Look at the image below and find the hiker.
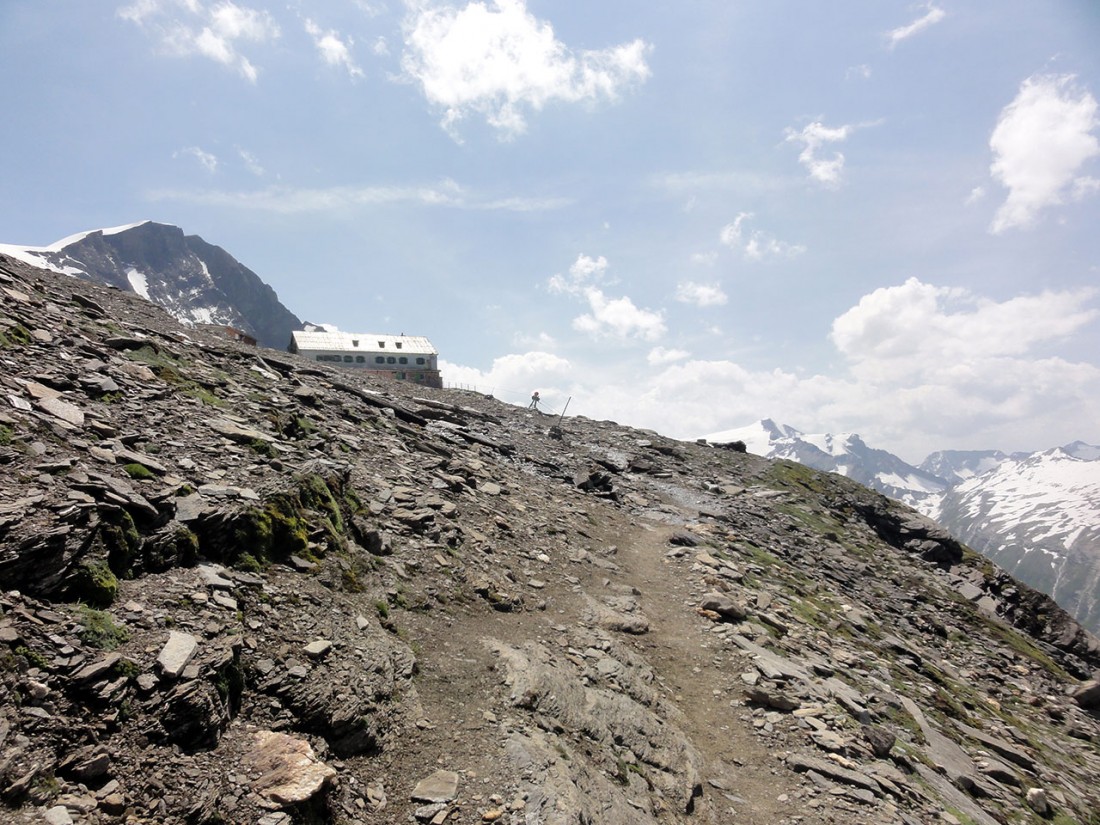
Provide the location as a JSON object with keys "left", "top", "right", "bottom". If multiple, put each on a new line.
{"left": 529, "top": 391, "right": 540, "bottom": 410}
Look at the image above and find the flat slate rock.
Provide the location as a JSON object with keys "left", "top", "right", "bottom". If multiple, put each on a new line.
{"left": 157, "top": 631, "right": 198, "bottom": 678}
{"left": 411, "top": 769, "right": 459, "bottom": 803}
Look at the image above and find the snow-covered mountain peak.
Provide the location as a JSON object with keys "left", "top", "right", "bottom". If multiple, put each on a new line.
{"left": 45, "top": 220, "right": 155, "bottom": 252}
{"left": 700, "top": 421, "right": 1100, "bottom": 633}
{"left": 0, "top": 221, "right": 301, "bottom": 348}
{"left": 701, "top": 420, "right": 948, "bottom": 509}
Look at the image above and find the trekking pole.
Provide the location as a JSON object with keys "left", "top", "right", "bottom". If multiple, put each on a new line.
{"left": 557, "top": 396, "right": 571, "bottom": 427}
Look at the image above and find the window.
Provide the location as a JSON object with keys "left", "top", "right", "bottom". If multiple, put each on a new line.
{"left": 398, "top": 372, "right": 406, "bottom": 379}
{"left": 315, "top": 355, "right": 324, "bottom": 361}
{"left": 352, "top": 339, "right": 359, "bottom": 347}
{"left": 395, "top": 342, "right": 402, "bottom": 349}
{"left": 355, "top": 356, "right": 365, "bottom": 363}
{"left": 386, "top": 356, "right": 396, "bottom": 364}
{"left": 375, "top": 356, "right": 385, "bottom": 364}
{"left": 378, "top": 341, "right": 385, "bottom": 348}
{"left": 398, "top": 356, "right": 408, "bottom": 364}
{"left": 415, "top": 357, "right": 426, "bottom": 365}
{"left": 341, "top": 355, "right": 351, "bottom": 362}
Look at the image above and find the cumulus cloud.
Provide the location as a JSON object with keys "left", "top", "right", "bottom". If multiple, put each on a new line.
{"left": 304, "top": 18, "right": 363, "bottom": 78}
{"left": 439, "top": 350, "right": 572, "bottom": 405}
{"left": 548, "top": 254, "right": 665, "bottom": 342}
{"left": 815, "top": 278, "right": 1100, "bottom": 452}
{"left": 118, "top": 0, "right": 280, "bottom": 82}
{"left": 675, "top": 281, "right": 727, "bottom": 307}
{"left": 647, "top": 346, "right": 690, "bottom": 366}
{"left": 547, "top": 253, "right": 608, "bottom": 294}
{"left": 989, "top": 74, "right": 1100, "bottom": 233}
{"left": 785, "top": 121, "right": 855, "bottom": 186}
{"left": 449, "top": 278, "right": 1099, "bottom": 459}
{"left": 886, "top": 3, "right": 946, "bottom": 48}
{"left": 719, "top": 213, "right": 805, "bottom": 260}
{"left": 118, "top": 0, "right": 162, "bottom": 24}
{"left": 830, "top": 277, "right": 1098, "bottom": 373}
{"left": 176, "top": 145, "right": 219, "bottom": 172}
{"left": 573, "top": 290, "right": 666, "bottom": 342}
{"left": 400, "top": 0, "right": 651, "bottom": 139}
{"left": 719, "top": 212, "right": 752, "bottom": 247}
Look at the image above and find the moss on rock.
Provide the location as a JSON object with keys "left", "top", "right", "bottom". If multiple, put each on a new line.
{"left": 71, "top": 559, "right": 118, "bottom": 607}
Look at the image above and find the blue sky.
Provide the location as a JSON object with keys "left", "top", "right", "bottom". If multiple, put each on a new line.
{"left": 2, "top": 0, "right": 1099, "bottom": 461}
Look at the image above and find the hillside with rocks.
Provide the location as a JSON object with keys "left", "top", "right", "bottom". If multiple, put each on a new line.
{"left": 932, "top": 447, "right": 1100, "bottom": 637}
{"left": 1, "top": 251, "right": 1100, "bottom": 825}
{"left": 706, "top": 421, "right": 1100, "bottom": 638}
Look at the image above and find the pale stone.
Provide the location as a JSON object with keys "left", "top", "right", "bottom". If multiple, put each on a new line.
{"left": 248, "top": 731, "right": 335, "bottom": 806}
{"left": 157, "top": 631, "right": 198, "bottom": 678}
{"left": 411, "top": 769, "right": 459, "bottom": 803}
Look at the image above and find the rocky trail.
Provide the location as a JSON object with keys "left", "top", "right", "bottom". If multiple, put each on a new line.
{"left": 1, "top": 252, "right": 1099, "bottom": 825}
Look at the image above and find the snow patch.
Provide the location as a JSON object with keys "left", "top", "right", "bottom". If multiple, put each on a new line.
{"left": 45, "top": 220, "right": 153, "bottom": 251}
{"left": 126, "top": 268, "right": 150, "bottom": 300}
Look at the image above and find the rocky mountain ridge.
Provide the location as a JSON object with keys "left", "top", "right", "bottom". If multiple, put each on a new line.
{"left": 932, "top": 446, "right": 1100, "bottom": 635}
{"left": 0, "top": 221, "right": 303, "bottom": 349}
{"left": 705, "top": 420, "right": 1100, "bottom": 636}
{"left": 2, "top": 252, "right": 1100, "bottom": 825}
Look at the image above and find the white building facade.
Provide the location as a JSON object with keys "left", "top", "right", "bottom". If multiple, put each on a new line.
{"left": 288, "top": 330, "right": 442, "bottom": 388}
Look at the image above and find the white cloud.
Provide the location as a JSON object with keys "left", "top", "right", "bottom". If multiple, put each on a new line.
{"left": 120, "top": 0, "right": 280, "bottom": 82}
{"left": 512, "top": 330, "right": 557, "bottom": 349}
{"left": 118, "top": 0, "right": 161, "bottom": 24}
{"left": 450, "top": 278, "right": 1099, "bottom": 460}
{"left": 547, "top": 253, "right": 664, "bottom": 342}
{"left": 989, "top": 74, "right": 1100, "bottom": 233}
{"left": 569, "top": 253, "right": 609, "bottom": 281}
{"left": 830, "top": 277, "right": 1098, "bottom": 372}
{"left": 719, "top": 213, "right": 804, "bottom": 260}
{"left": 690, "top": 251, "right": 718, "bottom": 266}
{"left": 744, "top": 232, "right": 805, "bottom": 261}
{"left": 675, "top": 281, "right": 727, "bottom": 307}
{"left": 304, "top": 18, "right": 364, "bottom": 78}
{"left": 1073, "top": 176, "right": 1100, "bottom": 198}
{"left": 237, "top": 147, "right": 264, "bottom": 176}
{"left": 353, "top": 1, "right": 386, "bottom": 17}
{"left": 785, "top": 121, "right": 855, "bottom": 186}
{"left": 719, "top": 212, "right": 752, "bottom": 247}
{"left": 147, "top": 181, "right": 572, "bottom": 212}
{"left": 547, "top": 253, "right": 608, "bottom": 294}
{"left": 176, "top": 145, "right": 219, "bottom": 172}
{"left": 965, "top": 185, "right": 985, "bottom": 205}
{"left": 573, "top": 289, "right": 666, "bottom": 342}
{"left": 400, "top": 0, "right": 651, "bottom": 139}
{"left": 886, "top": 3, "right": 946, "bottom": 48}
{"left": 440, "top": 350, "right": 572, "bottom": 405}
{"left": 647, "top": 346, "right": 690, "bottom": 366}
{"left": 373, "top": 36, "right": 391, "bottom": 56}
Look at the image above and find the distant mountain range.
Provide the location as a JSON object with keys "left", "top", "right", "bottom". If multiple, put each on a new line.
{"left": 0, "top": 221, "right": 302, "bottom": 348}
{"left": 704, "top": 419, "right": 1100, "bottom": 634}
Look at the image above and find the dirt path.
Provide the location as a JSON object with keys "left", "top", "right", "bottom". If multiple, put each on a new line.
{"left": 616, "top": 517, "right": 814, "bottom": 825}
{"left": 378, "top": 502, "right": 827, "bottom": 824}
